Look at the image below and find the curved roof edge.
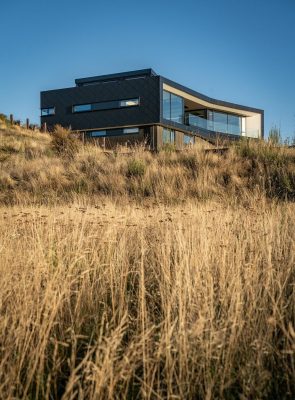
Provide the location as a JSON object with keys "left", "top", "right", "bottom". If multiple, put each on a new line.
{"left": 161, "top": 76, "right": 263, "bottom": 115}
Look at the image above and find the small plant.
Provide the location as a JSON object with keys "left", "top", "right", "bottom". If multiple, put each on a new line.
{"left": 126, "top": 158, "right": 146, "bottom": 177}
{"left": 51, "top": 125, "right": 80, "bottom": 157}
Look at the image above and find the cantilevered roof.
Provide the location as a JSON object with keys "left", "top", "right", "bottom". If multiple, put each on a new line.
{"left": 161, "top": 77, "right": 263, "bottom": 117}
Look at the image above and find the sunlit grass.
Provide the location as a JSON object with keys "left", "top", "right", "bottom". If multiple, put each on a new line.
{"left": 0, "top": 200, "right": 294, "bottom": 399}
{"left": 0, "top": 125, "right": 294, "bottom": 398}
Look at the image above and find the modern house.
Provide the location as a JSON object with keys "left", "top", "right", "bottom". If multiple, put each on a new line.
{"left": 40, "top": 68, "right": 264, "bottom": 150}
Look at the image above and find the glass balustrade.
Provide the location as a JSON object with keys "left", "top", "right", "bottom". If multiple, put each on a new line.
{"left": 185, "top": 113, "right": 259, "bottom": 137}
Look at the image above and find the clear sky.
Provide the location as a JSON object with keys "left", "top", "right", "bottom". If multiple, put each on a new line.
{"left": 0, "top": 0, "right": 295, "bottom": 139}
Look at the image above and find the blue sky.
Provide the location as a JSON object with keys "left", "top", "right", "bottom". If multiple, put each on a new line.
{"left": 0, "top": 0, "right": 295, "bottom": 139}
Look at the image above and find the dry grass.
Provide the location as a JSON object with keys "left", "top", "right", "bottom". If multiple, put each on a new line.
{"left": 0, "top": 200, "right": 294, "bottom": 399}
{"left": 0, "top": 126, "right": 295, "bottom": 398}
{"left": 0, "top": 125, "right": 295, "bottom": 205}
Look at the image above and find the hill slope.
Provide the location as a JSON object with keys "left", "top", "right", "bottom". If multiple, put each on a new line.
{"left": 0, "top": 123, "right": 295, "bottom": 205}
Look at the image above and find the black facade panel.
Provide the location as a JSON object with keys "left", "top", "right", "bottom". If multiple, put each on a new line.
{"left": 41, "top": 76, "right": 161, "bottom": 130}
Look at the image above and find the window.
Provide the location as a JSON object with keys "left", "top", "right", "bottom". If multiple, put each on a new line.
{"left": 171, "top": 94, "right": 184, "bottom": 123}
{"left": 120, "top": 99, "right": 139, "bottom": 107}
{"left": 207, "top": 110, "right": 242, "bottom": 135}
{"left": 184, "top": 134, "right": 194, "bottom": 145}
{"left": 162, "top": 90, "right": 184, "bottom": 124}
{"left": 89, "top": 130, "right": 106, "bottom": 137}
{"left": 123, "top": 127, "right": 139, "bottom": 134}
{"left": 163, "top": 128, "right": 175, "bottom": 144}
{"left": 88, "top": 127, "right": 139, "bottom": 138}
{"left": 73, "top": 104, "right": 91, "bottom": 113}
{"left": 72, "top": 98, "right": 140, "bottom": 113}
{"left": 228, "top": 114, "right": 241, "bottom": 135}
{"left": 41, "top": 107, "right": 55, "bottom": 116}
{"left": 213, "top": 112, "right": 228, "bottom": 134}
{"left": 163, "top": 90, "right": 171, "bottom": 120}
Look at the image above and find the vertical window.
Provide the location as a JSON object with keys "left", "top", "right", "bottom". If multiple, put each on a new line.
{"left": 207, "top": 110, "right": 214, "bottom": 131}
{"left": 163, "top": 128, "right": 175, "bottom": 144}
{"left": 213, "top": 112, "right": 228, "bottom": 133}
{"left": 162, "top": 90, "right": 184, "bottom": 124}
{"left": 163, "top": 90, "right": 171, "bottom": 120}
{"left": 170, "top": 94, "right": 184, "bottom": 123}
{"left": 228, "top": 114, "right": 241, "bottom": 135}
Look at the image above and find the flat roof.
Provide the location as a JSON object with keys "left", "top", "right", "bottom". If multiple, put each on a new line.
{"left": 75, "top": 68, "right": 157, "bottom": 86}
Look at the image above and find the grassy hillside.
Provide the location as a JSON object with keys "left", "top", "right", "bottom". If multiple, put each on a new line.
{"left": 0, "top": 123, "right": 295, "bottom": 399}
{"left": 0, "top": 123, "right": 295, "bottom": 204}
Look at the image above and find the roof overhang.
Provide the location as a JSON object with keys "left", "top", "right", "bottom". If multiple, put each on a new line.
{"left": 162, "top": 79, "right": 263, "bottom": 117}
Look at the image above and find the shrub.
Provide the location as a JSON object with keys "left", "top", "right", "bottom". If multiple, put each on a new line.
{"left": 126, "top": 158, "right": 146, "bottom": 177}
{"left": 51, "top": 125, "right": 80, "bottom": 157}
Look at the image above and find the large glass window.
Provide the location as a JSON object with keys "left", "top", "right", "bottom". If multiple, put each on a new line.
{"left": 162, "top": 90, "right": 184, "bottom": 124}
{"left": 171, "top": 94, "right": 183, "bottom": 123}
{"left": 162, "top": 128, "right": 175, "bottom": 144}
{"left": 73, "top": 98, "right": 140, "bottom": 113}
{"left": 191, "top": 110, "right": 242, "bottom": 135}
{"left": 228, "top": 114, "right": 241, "bottom": 135}
{"left": 213, "top": 112, "right": 228, "bottom": 134}
{"left": 41, "top": 107, "right": 55, "bottom": 116}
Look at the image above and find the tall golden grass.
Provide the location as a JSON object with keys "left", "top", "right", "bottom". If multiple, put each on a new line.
{"left": 0, "top": 124, "right": 295, "bottom": 398}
